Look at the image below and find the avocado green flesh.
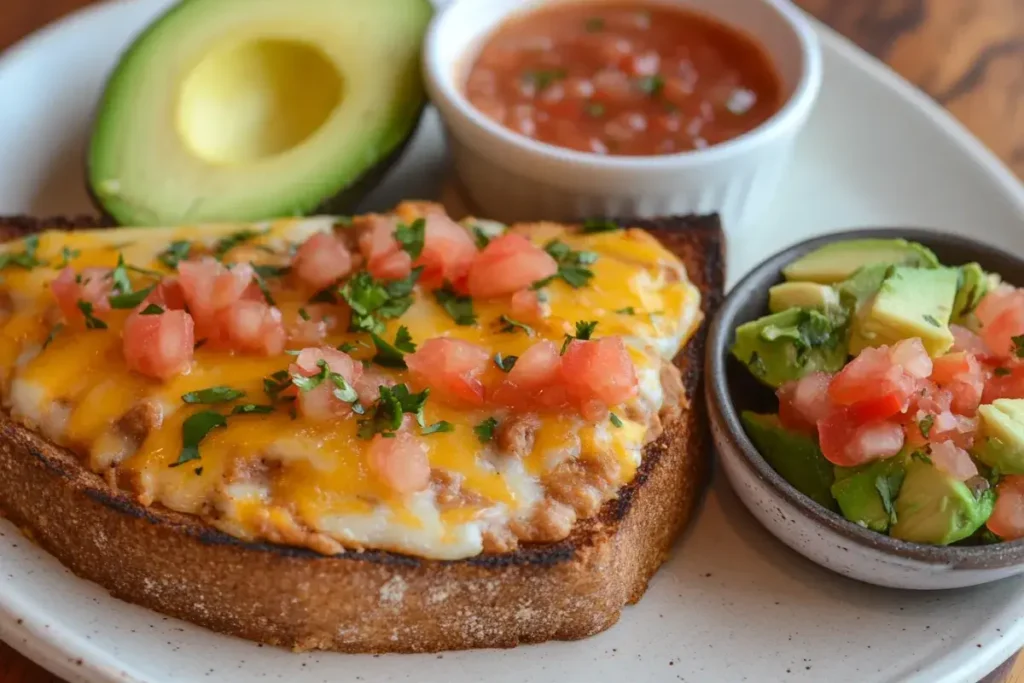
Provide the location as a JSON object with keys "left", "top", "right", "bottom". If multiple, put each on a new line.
{"left": 768, "top": 282, "right": 839, "bottom": 313}
{"left": 974, "top": 399, "right": 1024, "bottom": 474}
{"left": 849, "top": 266, "right": 958, "bottom": 356}
{"left": 890, "top": 459, "right": 994, "bottom": 545}
{"left": 731, "top": 307, "right": 848, "bottom": 388}
{"left": 952, "top": 263, "right": 989, "bottom": 324}
{"left": 741, "top": 412, "right": 837, "bottom": 510}
{"left": 831, "top": 455, "right": 907, "bottom": 532}
{"left": 88, "top": 0, "right": 433, "bottom": 225}
{"left": 782, "top": 239, "right": 939, "bottom": 284}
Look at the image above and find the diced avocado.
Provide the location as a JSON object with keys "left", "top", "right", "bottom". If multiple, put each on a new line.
{"left": 87, "top": 0, "right": 433, "bottom": 225}
{"left": 890, "top": 457, "right": 994, "bottom": 545}
{"left": 831, "top": 454, "right": 908, "bottom": 532}
{"left": 849, "top": 266, "right": 958, "bottom": 356}
{"left": 741, "top": 412, "right": 837, "bottom": 510}
{"left": 837, "top": 264, "right": 891, "bottom": 353}
{"left": 782, "top": 239, "right": 939, "bottom": 284}
{"left": 768, "top": 282, "right": 840, "bottom": 313}
{"left": 951, "top": 263, "right": 990, "bottom": 324}
{"left": 974, "top": 399, "right": 1024, "bottom": 475}
{"left": 731, "top": 308, "right": 848, "bottom": 388}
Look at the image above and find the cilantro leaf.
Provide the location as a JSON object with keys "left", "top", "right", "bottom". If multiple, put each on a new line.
{"left": 77, "top": 300, "right": 107, "bottom": 330}
{"left": 181, "top": 386, "right": 246, "bottom": 405}
{"left": 422, "top": 420, "right": 454, "bottom": 435}
{"left": 214, "top": 228, "right": 268, "bottom": 259}
{"left": 494, "top": 353, "right": 518, "bottom": 372}
{"left": 995, "top": 367, "right": 1012, "bottom": 377}
{"left": 584, "top": 102, "right": 606, "bottom": 118}
{"left": 231, "top": 404, "right": 275, "bottom": 415}
{"left": 56, "top": 246, "right": 80, "bottom": 268}
{"left": 922, "top": 314, "right": 941, "bottom": 328}
{"left": 522, "top": 68, "right": 566, "bottom": 90}
{"left": 616, "top": 306, "right": 636, "bottom": 315}
{"left": 252, "top": 264, "right": 290, "bottom": 279}
{"left": 874, "top": 470, "right": 905, "bottom": 526}
{"left": 42, "top": 323, "right": 64, "bottom": 350}
{"left": 171, "top": 411, "right": 227, "bottom": 467}
{"left": 562, "top": 320, "right": 598, "bottom": 353}
{"left": 1013, "top": 335, "right": 1024, "bottom": 359}
{"left": 499, "top": 315, "right": 534, "bottom": 336}
{"left": 0, "top": 235, "right": 47, "bottom": 271}
{"left": 395, "top": 218, "right": 426, "bottom": 259}
{"left": 581, "top": 218, "right": 620, "bottom": 233}
{"left": 584, "top": 16, "right": 604, "bottom": 32}
{"left": 472, "top": 226, "right": 492, "bottom": 249}
{"left": 263, "top": 370, "right": 292, "bottom": 401}
{"left": 108, "top": 285, "right": 155, "bottom": 309}
{"left": 542, "top": 239, "right": 597, "bottom": 289}
{"left": 636, "top": 74, "right": 664, "bottom": 96}
{"left": 341, "top": 269, "right": 421, "bottom": 333}
{"left": 371, "top": 326, "right": 417, "bottom": 368}
{"left": 474, "top": 417, "right": 499, "bottom": 443}
{"left": 918, "top": 414, "right": 935, "bottom": 438}
{"left": 298, "top": 307, "right": 311, "bottom": 321}
{"left": 610, "top": 413, "right": 623, "bottom": 428}
{"left": 140, "top": 303, "right": 164, "bottom": 316}
{"left": 251, "top": 269, "right": 276, "bottom": 306}
{"left": 157, "top": 241, "right": 191, "bottom": 269}
{"left": 435, "top": 282, "right": 477, "bottom": 326}
{"left": 110, "top": 254, "right": 133, "bottom": 295}
{"left": 356, "top": 384, "right": 429, "bottom": 439}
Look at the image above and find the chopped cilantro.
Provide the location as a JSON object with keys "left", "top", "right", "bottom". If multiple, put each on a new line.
{"left": 263, "top": 369, "right": 292, "bottom": 401}
{"left": 610, "top": 413, "right": 623, "bottom": 428}
{"left": 911, "top": 450, "right": 933, "bottom": 465}
{"left": 562, "top": 320, "right": 598, "bottom": 353}
{"left": 357, "top": 384, "right": 429, "bottom": 439}
{"left": 615, "top": 307, "right": 636, "bottom": 315}
{"left": 126, "top": 264, "right": 163, "bottom": 278}
{"left": 1013, "top": 335, "right": 1024, "bottom": 358}
{"left": 434, "top": 282, "right": 477, "bottom": 326}
{"left": 110, "top": 254, "right": 133, "bottom": 295}
{"left": 251, "top": 269, "right": 276, "bottom": 306}
{"left": 874, "top": 473, "right": 900, "bottom": 526}
{"left": 252, "top": 264, "right": 290, "bottom": 279}
{"left": 157, "top": 241, "right": 191, "bottom": 269}
{"left": 522, "top": 68, "right": 567, "bottom": 90}
{"left": 474, "top": 417, "right": 499, "bottom": 443}
{"left": 371, "top": 325, "right": 417, "bottom": 368}
{"left": 499, "top": 315, "right": 534, "bottom": 336}
{"left": 42, "top": 323, "right": 64, "bottom": 350}
{"left": 341, "top": 268, "right": 421, "bottom": 333}
{"left": 749, "top": 351, "right": 767, "bottom": 377}
{"left": 181, "top": 386, "right": 246, "bottom": 405}
{"left": 995, "top": 367, "right": 1012, "bottom": 377}
{"left": 194, "top": 467, "right": 204, "bottom": 476}
{"left": 584, "top": 102, "right": 606, "bottom": 118}
{"left": 922, "top": 314, "right": 941, "bottom": 327}
{"left": 297, "top": 307, "right": 311, "bottom": 321}
{"left": 422, "top": 420, "right": 454, "bottom": 435}
{"left": 918, "top": 414, "right": 935, "bottom": 438}
{"left": 584, "top": 16, "right": 604, "bottom": 31}
{"left": 494, "top": 353, "right": 518, "bottom": 372}
{"left": 193, "top": 339, "right": 207, "bottom": 350}
{"left": 542, "top": 239, "right": 597, "bottom": 288}
{"left": 108, "top": 284, "right": 155, "bottom": 309}
{"left": 214, "top": 228, "right": 268, "bottom": 259}
{"left": 334, "top": 216, "right": 353, "bottom": 228}
{"left": 309, "top": 287, "right": 338, "bottom": 304}
{"left": 395, "top": 218, "right": 426, "bottom": 259}
{"left": 581, "top": 218, "right": 620, "bottom": 233}
{"left": 76, "top": 300, "right": 107, "bottom": 330}
{"left": 171, "top": 410, "right": 228, "bottom": 467}
{"left": 0, "top": 235, "right": 46, "bottom": 271}
{"left": 56, "top": 246, "right": 80, "bottom": 268}
{"left": 231, "top": 404, "right": 274, "bottom": 415}
{"left": 472, "top": 226, "right": 492, "bottom": 249}
{"left": 636, "top": 74, "right": 664, "bottom": 96}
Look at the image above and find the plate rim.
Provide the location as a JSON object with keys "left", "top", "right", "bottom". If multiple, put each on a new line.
{"left": 0, "top": 3, "right": 1023, "bottom": 683}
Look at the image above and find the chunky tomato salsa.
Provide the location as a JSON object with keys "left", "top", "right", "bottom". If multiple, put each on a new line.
{"left": 465, "top": 2, "right": 782, "bottom": 156}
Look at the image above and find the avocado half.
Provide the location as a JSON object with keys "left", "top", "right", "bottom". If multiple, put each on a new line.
{"left": 87, "top": 0, "right": 433, "bottom": 226}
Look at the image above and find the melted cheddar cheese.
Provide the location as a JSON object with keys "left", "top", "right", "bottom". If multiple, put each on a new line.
{"left": 0, "top": 210, "right": 701, "bottom": 559}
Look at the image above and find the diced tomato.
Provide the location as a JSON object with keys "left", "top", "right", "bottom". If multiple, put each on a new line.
{"left": 975, "top": 285, "right": 1024, "bottom": 358}
{"left": 828, "top": 345, "right": 917, "bottom": 409}
{"left": 123, "top": 309, "right": 194, "bottom": 380}
{"left": 988, "top": 475, "right": 1024, "bottom": 540}
{"left": 927, "top": 411, "right": 978, "bottom": 449}
{"left": 405, "top": 338, "right": 491, "bottom": 406}
{"left": 490, "top": 339, "right": 561, "bottom": 409}
{"left": 510, "top": 288, "right": 547, "bottom": 323}
{"left": 559, "top": 337, "right": 638, "bottom": 410}
{"left": 930, "top": 352, "right": 984, "bottom": 415}
{"left": 414, "top": 213, "right": 479, "bottom": 290}
{"left": 928, "top": 441, "right": 979, "bottom": 481}
{"left": 950, "top": 324, "right": 991, "bottom": 356}
{"left": 366, "top": 432, "right": 431, "bottom": 494}
{"left": 368, "top": 249, "right": 413, "bottom": 281}
{"left": 817, "top": 408, "right": 904, "bottom": 467}
{"left": 222, "top": 300, "right": 286, "bottom": 356}
{"left": 353, "top": 366, "right": 394, "bottom": 405}
{"left": 357, "top": 215, "right": 399, "bottom": 264}
{"left": 465, "top": 234, "right": 558, "bottom": 299}
{"left": 847, "top": 393, "right": 905, "bottom": 423}
{"left": 983, "top": 363, "right": 1024, "bottom": 402}
{"left": 290, "top": 347, "right": 364, "bottom": 420}
{"left": 178, "top": 258, "right": 253, "bottom": 323}
{"left": 292, "top": 232, "right": 354, "bottom": 291}
{"left": 889, "top": 338, "right": 933, "bottom": 379}
{"left": 777, "top": 372, "right": 832, "bottom": 434}
{"left": 50, "top": 267, "right": 113, "bottom": 323}
{"left": 147, "top": 277, "right": 187, "bottom": 311}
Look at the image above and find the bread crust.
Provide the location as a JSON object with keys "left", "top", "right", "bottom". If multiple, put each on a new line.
{"left": 0, "top": 214, "right": 723, "bottom": 653}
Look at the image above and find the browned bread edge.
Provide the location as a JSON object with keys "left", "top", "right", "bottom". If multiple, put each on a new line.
{"left": 0, "top": 214, "right": 724, "bottom": 652}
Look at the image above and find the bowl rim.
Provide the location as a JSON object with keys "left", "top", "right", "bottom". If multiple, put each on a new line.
{"left": 422, "top": 0, "right": 824, "bottom": 171}
{"left": 706, "top": 227, "right": 1024, "bottom": 568}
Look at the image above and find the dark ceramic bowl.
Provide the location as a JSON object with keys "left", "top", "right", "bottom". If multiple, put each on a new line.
{"left": 706, "top": 228, "right": 1024, "bottom": 589}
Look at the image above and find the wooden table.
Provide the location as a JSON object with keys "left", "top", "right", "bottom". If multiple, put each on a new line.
{"left": 1, "top": 0, "right": 1022, "bottom": 681}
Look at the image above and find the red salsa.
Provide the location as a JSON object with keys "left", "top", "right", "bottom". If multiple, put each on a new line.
{"left": 466, "top": 2, "right": 783, "bottom": 156}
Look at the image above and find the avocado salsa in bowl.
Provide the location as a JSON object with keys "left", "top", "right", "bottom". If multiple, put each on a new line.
{"left": 707, "top": 229, "right": 1024, "bottom": 589}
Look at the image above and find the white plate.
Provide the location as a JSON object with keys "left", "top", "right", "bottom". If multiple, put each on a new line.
{"left": 1, "top": 1, "right": 1023, "bottom": 682}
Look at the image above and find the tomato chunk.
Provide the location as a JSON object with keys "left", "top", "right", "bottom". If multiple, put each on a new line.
{"left": 490, "top": 339, "right": 561, "bottom": 409}
{"left": 509, "top": 288, "right": 547, "bottom": 323}
{"left": 930, "top": 352, "right": 984, "bottom": 415}
{"left": 560, "top": 337, "right": 638, "bottom": 409}
{"left": 818, "top": 409, "right": 904, "bottom": 467}
{"left": 405, "top": 338, "right": 491, "bottom": 406}
{"left": 777, "top": 372, "right": 832, "bottom": 434}
{"left": 50, "top": 267, "right": 113, "bottom": 323}
{"left": 983, "top": 363, "right": 1024, "bottom": 403}
{"left": 975, "top": 285, "right": 1024, "bottom": 358}
{"left": 369, "top": 249, "right": 413, "bottom": 281}
{"left": 415, "top": 213, "right": 478, "bottom": 289}
{"left": 465, "top": 234, "right": 558, "bottom": 299}
{"left": 290, "top": 347, "right": 363, "bottom": 420}
{"left": 988, "top": 476, "right": 1024, "bottom": 540}
{"left": 828, "top": 345, "right": 917, "bottom": 409}
{"left": 123, "top": 309, "right": 194, "bottom": 380}
{"left": 178, "top": 258, "right": 253, "bottom": 323}
{"left": 292, "top": 232, "right": 354, "bottom": 291}
{"left": 367, "top": 432, "right": 431, "bottom": 494}
{"left": 222, "top": 300, "right": 286, "bottom": 356}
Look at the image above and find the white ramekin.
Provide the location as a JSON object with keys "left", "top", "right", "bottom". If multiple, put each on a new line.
{"left": 423, "top": 0, "right": 822, "bottom": 233}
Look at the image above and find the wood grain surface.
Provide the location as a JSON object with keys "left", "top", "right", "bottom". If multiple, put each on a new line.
{"left": 0, "top": 0, "right": 1022, "bottom": 682}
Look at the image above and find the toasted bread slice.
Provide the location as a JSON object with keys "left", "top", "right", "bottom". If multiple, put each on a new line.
{"left": 0, "top": 213, "right": 723, "bottom": 653}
